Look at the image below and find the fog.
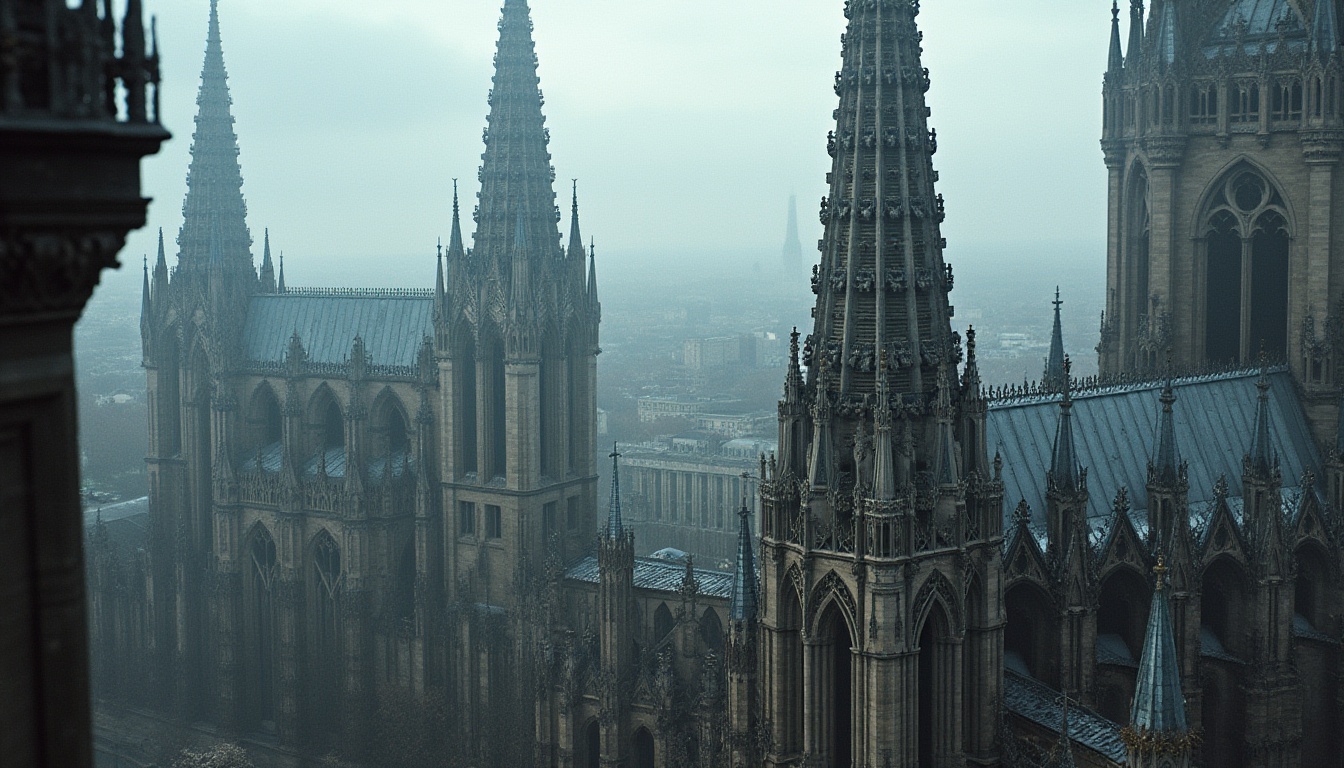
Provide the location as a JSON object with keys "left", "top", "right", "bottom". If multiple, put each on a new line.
{"left": 109, "top": 0, "right": 1113, "bottom": 294}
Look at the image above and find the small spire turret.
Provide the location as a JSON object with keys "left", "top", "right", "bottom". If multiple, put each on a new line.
{"left": 1044, "top": 288, "right": 1066, "bottom": 392}
{"left": 1127, "top": 0, "right": 1146, "bottom": 65}
{"left": 1312, "top": 0, "right": 1340, "bottom": 57}
{"left": 1153, "top": 369, "right": 1180, "bottom": 484}
{"left": 277, "top": 251, "right": 285, "bottom": 293}
{"left": 259, "top": 228, "right": 275, "bottom": 292}
{"left": 730, "top": 498, "right": 758, "bottom": 623}
{"left": 140, "top": 254, "right": 151, "bottom": 330}
{"left": 1123, "top": 556, "right": 1192, "bottom": 767}
{"left": 1109, "top": 0, "right": 1125, "bottom": 73}
{"left": 1249, "top": 366, "right": 1276, "bottom": 476}
{"left": 606, "top": 444, "right": 624, "bottom": 539}
{"left": 1049, "top": 356, "right": 1081, "bottom": 492}
{"left": 447, "top": 179, "right": 465, "bottom": 263}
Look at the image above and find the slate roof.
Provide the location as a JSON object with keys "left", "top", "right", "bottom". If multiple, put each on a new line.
{"left": 1004, "top": 669, "right": 1127, "bottom": 764}
{"left": 987, "top": 368, "right": 1321, "bottom": 544}
{"left": 1203, "top": 0, "right": 1307, "bottom": 56}
{"left": 83, "top": 495, "right": 149, "bottom": 528}
{"left": 243, "top": 292, "right": 434, "bottom": 368}
{"left": 565, "top": 556, "right": 734, "bottom": 600}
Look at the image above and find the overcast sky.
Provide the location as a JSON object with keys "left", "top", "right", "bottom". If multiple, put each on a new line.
{"left": 113, "top": 0, "right": 1117, "bottom": 291}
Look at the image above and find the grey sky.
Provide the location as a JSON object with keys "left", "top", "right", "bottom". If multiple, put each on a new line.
{"left": 115, "top": 0, "right": 1116, "bottom": 291}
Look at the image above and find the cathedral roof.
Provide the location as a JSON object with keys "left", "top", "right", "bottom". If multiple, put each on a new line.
{"left": 565, "top": 556, "right": 733, "bottom": 600}
{"left": 1004, "top": 669, "right": 1127, "bottom": 764}
{"left": 988, "top": 367, "right": 1321, "bottom": 543}
{"left": 242, "top": 292, "right": 433, "bottom": 369}
{"left": 1202, "top": 0, "right": 1308, "bottom": 57}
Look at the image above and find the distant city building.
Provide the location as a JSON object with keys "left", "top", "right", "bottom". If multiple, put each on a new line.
{"left": 621, "top": 438, "right": 772, "bottom": 566}
{"left": 681, "top": 334, "right": 756, "bottom": 369}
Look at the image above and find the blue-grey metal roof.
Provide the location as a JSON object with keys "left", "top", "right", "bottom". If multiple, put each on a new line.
{"left": 987, "top": 369, "right": 1321, "bottom": 543}
{"left": 1203, "top": 0, "right": 1307, "bottom": 56}
{"left": 83, "top": 495, "right": 149, "bottom": 528}
{"left": 243, "top": 292, "right": 434, "bottom": 367}
{"left": 565, "top": 555, "right": 733, "bottom": 600}
{"left": 1004, "top": 669, "right": 1127, "bottom": 763}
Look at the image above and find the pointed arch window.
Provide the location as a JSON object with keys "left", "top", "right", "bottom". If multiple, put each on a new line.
{"left": 1200, "top": 166, "right": 1291, "bottom": 363}
{"left": 311, "top": 533, "right": 342, "bottom": 656}
{"left": 1231, "top": 81, "right": 1260, "bottom": 124}
{"left": 244, "top": 527, "right": 278, "bottom": 727}
{"left": 1272, "top": 77, "right": 1304, "bottom": 122}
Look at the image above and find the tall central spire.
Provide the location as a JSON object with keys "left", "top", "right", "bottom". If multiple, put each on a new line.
{"left": 474, "top": 0, "right": 562, "bottom": 281}
{"left": 811, "top": 0, "right": 956, "bottom": 404}
{"left": 178, "top": 0, "right": 252, "bottom": 273}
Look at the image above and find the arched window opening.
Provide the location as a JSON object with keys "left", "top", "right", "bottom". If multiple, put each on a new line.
{"left": 582, "top": 719, "right": 600, "bottom": 768}
{"left": 478, "top": 333, "right": 507, "bottom": 480}
{"left": 1004, "top": 583, "right": 1057, "bottom": 688}
{"left": 312, "top": 533, "right": 341, "bottom": 652}
{"left": 457, "top": 330, "right": 478, "bottom": 477}
{"left": 1191, "top": 85, "right": 1218, "bottom": 125}
{"left": 653, "top": 603, "right": 675, "bottom": 646}
{"left": 1296, "top": 547, "right": 1332, "bottom": 633}
{"left": 1314, "top": 77, "right": 1324, "bottom": 118}
{"left": 1096, "top": 569, "right": 1151, "bottom": 723}
{"left": 158, "top": 333, "right": 182, "bottom": 456}
{"left": 370, "top": 394, "right": 410, "bottom": 483}
{"left": 778, "top": 584, "right": 804, "bottom": 755}
{"left": 1201, "top": 167, "right": 1291, "bottom": 364}
{"left": 1250, "top": 210, "right": 1289, "bottom": 360}
{"left": 1201, "top": 558, "right": 1249, "bottom": 768}
{"left": 1231, "top": 82, "right": 1259, "bottom": 123}
{"left": 243, "top": 386, "right": 283, "bottom": 473}
{"left": 1126, "top": 166, "right": 1151, "bottom": 362}
{"left": 817, "top": 604, "right": 853, "bottom": 768}
{"left": 1202, "top": 558, "right": 1249, "bottom": 658}
{"left": 1273, "top": 79, "right": 1304, "bottom": 122}
{"left": 700, "top": 609, "right": 724, "bottom": 655}
{"left": 632, "top": 727, "right": 655, "bottom": 768}
{"left": 244, "top": 527, "right": 277, "bottom": 728}
{"left": 1162, "top": 86, "right": 1175, "bottom": 126}
{"left": 918, "top": 602, "right": 956, "bottom": 768}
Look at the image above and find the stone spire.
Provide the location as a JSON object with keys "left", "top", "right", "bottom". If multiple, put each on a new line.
{"left": 177, "top": 0, "right": 252, "bottom": 275}
{"left": 448, "top": 179, "right": 466, "bottom": 262}
{"left": 1124, "top": 557, "right": 1192, "bottom": 767}
{"left": 1109, "top": 0, "right": 1125, "bottom": 73}
{"left": 1249, "top": 368, "right": 1276, "bottom": 476}
{"left": 782, "top": 193, "right": 803, "bottom": 271}
{"left": 806, "top": 0, "right": 959, "bottom": 488}
{"left": 1150, "top": 0, "right": 1177, "bottom": 67}
{"left": 587, "top": 240, "right": 598, "bottom": 306}
{"left": 473, "top": 0, "right": 562, "bottom": 285}
{"left": 140, "top": 254, "right": 151, "bottom": 333}
{"left": 1044, "top": 288, "right": 1066, "bottom": 391}
{"left": 259, "top": 228, "right": 275, "bottom": 292}
{"left": 277, "top": 251, "right": 285, "bottom": 293}
{"left": 1312, "top": 0, "right": 1340, "bottom": 57}
{"left": 730, "top": 497, "right": 758, "bottom": 623}
{"left": 779, "top": 327, "right": 807, "bottom": 478}
{"left": 1049, "top": 356, "right": 1081, "bottom": 491}
{"left": 152, "top": 228, "right": 168, "bottom": 297}
{"left": 606, "top": 444, "right": 624, "bottom": 539}
{"left": 1152, "top": 372, "right": 1180, "bottom": 485}
{"left": 1127, "top": 0, "right": 1146, "bottom": 64}
{"left": 567, "top": 181, "right": 585, "bottom": 281}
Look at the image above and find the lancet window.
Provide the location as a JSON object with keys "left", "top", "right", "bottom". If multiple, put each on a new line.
{"left": 244, "top": 526, "right": 278, "bottom": 727}
{"left": 1190, "top": 84, "right": 1218, "bottom": 125}
{"left": 1200, "top": 166, "right": 1291, "bottom": 363}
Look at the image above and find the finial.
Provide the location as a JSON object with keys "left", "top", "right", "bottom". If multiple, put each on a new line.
{"left": 437, "top": 237, "right": 442, "bottom": 259}
{"left": 1153, "top": 553, "right": 1168, "bottom": 591}
{"left": 1054, "top": 285, "right": 1063, "bottom": 310}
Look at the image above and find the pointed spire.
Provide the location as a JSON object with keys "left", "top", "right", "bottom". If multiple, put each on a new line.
{"left": 1127, "top": 0, "right": 1146, "bottom": 65}
{"left": 277, "top": 251, "right": 286, "bottom": 293}
{"left": 1151, "top": 0, "right": 1177, "bottom": 67}
{"left": 587, "top": 239, "right": 598, "bottom": 304}
{"left": 1050, "top": 356, "right": 1081, "bottom": 491}
{"left": 567, "top": 180, "right": 584, "bottom": 260}
{"left": 1153, "top": 365, "right": 1180, "bottom": 484}
{"left": 1313, "top": 0, "right": 1340, "bottom": 57}
{"left": 606, "top": 443, "right": 624, "bottom": 538}
{"left": 141, "top": 254, "right": 151, "bottom": 320}
{"left": 730, "top": 496, "right": 758, "bottom": 623}
{"left": 962, "top": 325, "right": 983, "bottom": 396}
{"left": 259, "top": 228, "right": 276, "bottom": 292}
{"left": 1128, "top": 556, "right": 1189, "bottom": 736}
{"left": 178, "top": 0, "right": 252, "bottom": 273}
{"left": 1109, "top": 0, "right": 1125, "bottom": 73}
{"left": 447, "top": 179, "right": 465, "bottom": 262}
{"left": 1249, "top": 365, "right": 1276, "bottom": 475}
{"left": 474, "top": 0, "right": 562, "bottom": 280}
{"left": 435, "top": 237, "right": 445, "bottom": 308}
{"left": 1044, "top": 288, "right": 1067, "bottom": 391}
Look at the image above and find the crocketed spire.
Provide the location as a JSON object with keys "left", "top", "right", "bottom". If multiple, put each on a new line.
{"left": 259, "top": 228, "right": 275, "bottom": 293}
{"left": 1150, "top": 0, "right": 1177, "bottom": 67}
{"left": 1043, "top": 288, "right": 1066, "bottom": 391}
{"left": 1152, "top": 372, "right": 1180, "bottom": 485}
{"left": 1249, "top": 368, "right": 1276, "bottom": 476}
{"left": 606, "top": 444, "right": 624, "bottom": 539}
{"left": 1127, "top": 557, "right": 1189, "bottom": 748}
{"left": 177, "top": 0, "right": 252, "bottom": 274}
{"left": 1127, "top": 0, "right": 1146, "bottom": 64}
{"left": 730, "top": 499, "right": 758, "bottom": 623}
{"left": 1108, "top": 0, "right": 1125, "bottom": 73}
{"left": 811, "top": 0, "right": 956, "bottom": 401}
{"left": 1049, "top": 356, "right": 1081, "bottom": 491}
{"left": 1312, "top": 0, "right": 1340, "bottom": 57}
{"left": 473, "top": 0, "right": 562, "bottom": 282}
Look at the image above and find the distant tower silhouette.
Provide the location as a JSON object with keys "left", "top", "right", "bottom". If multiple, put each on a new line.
{"left": 782, "top": 193, "right": 803, "bottom": 271}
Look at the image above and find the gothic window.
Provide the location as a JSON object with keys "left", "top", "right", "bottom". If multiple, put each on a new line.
{"left": 1230, "top": 82, "right": 1260, "bottom": 124}
{"left": 1201, "top": 166, "right": 1291, "bottom": 363}
{"left": 632, "top": 727, "right": 655, "bottom": 768}
{"left": 1004, "top": 583, "right": 1057, "bottom": 688}
{"left": 306, "top": 387, "right": 344, "bottom": 476}
{"left": 580, "top": 720, "right": 600, "bottom": 768}
{"left": 699, "top": 608, "right": 724, "bottom": 655}
{"left": 459, "top": 501, "right": 476, "bottom": 536}
{"left": 485, "top": 504, "right": 502, "bottom": 539}
{"left": 456, "top": 328, "right": 478, "bottom": 477}
{"left": 244, "top": 526, "right": 277, "bottom": 727}
{"left": 308, "top": 531, "right": 342, "bottom": 735}
{"left": 566, "top": 496, "right": 579, "bottom": 530}
{"left": 1161, "top": 85, "right": 1175, "bottom": 127}
{"left": 818, "top": 603, "right": 854, "bottom": 767}
{"left": 917, "top": 601, "right": 956, "bottom": 767}
{"left": 1295, "top": 545, "right": 1332, "bottom": 633}
{"left": 1124, "top": 165, "right": 1151, "bottom": 364}
{"left": 487, "top": 339, "right": 507, "bottom": 479}
{"left": 1095, "top": 569, "right": 1150, "bottom": 723}
{"left": 1272, "top": 78, "right": 1303, "bottom": 122}
{"left": 369, "top": 392, "right": 409, "bottom": 482}
{"left": 244, "top": 384, "right": 282, "bottom": 472}
{"left": 653, "top": 603, "right": 675, "bottom": 645}
{"left": 1201, "top": 558, "right": 1249, "bottom": 768}
{"left": 777, "top": 584, "right": 804, "bottom": 755}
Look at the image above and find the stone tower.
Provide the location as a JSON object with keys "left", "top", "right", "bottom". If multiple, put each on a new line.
{"left": 1098, "top": 0, "right": 1344, "bottom": 434}
{"left": 141, "top": 0, "right": 256, "bottom": 723}
{"left": 753, "top": 0, "right": 1004, "bottom": 764}
{"left": 432, "top": 0, "right": 600, "bottom": 757}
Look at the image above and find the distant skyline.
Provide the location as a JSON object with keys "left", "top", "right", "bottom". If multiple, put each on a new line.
{"left": 111, "top": 0, "right": 1116, "bottom": 292}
